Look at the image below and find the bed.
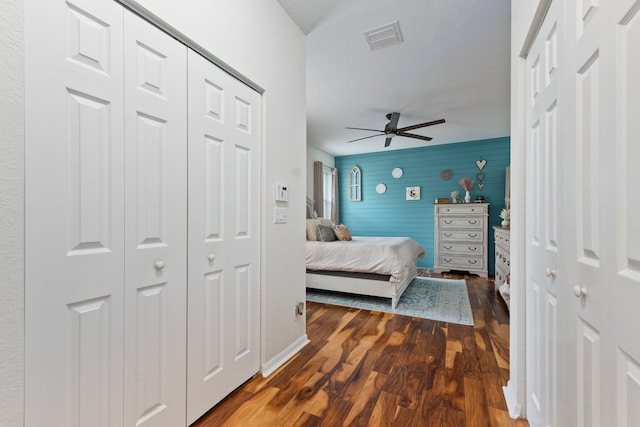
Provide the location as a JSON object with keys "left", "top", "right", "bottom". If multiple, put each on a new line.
{"left": 306, "top": 236, "right": 426, "bottom": 309}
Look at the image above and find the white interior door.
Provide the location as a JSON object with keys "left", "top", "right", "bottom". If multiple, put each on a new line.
{"left": 525, "top": 1, "right": 640, "bottom": 426}
{"left": 24, "top": 0, "right": 125, "bottom": 425}
{"left": 186, "top": 50, "right": 262, "bottom": 424}
{"left": 607, "top": 0, "right": 640, "bottom": 424}
{"left": 562, "top": 1, "right": 609, "bottom": 425}
{"left": 123, "top": 10, "right": 188, "bottom": 427}
{"left": 525, "top": 1, "right": 563, "bottom": 425}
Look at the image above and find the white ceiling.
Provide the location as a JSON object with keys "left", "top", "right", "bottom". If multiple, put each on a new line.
{"left": 277, "top": 0, "right": 511, "bottom": 156}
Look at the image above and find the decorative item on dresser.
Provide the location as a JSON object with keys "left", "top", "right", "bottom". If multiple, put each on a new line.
{"left": 433, "top": 203, "right": 489, "bottom": 278}
{"left": 493, "top": 226, "right": 510, "bottom": 309}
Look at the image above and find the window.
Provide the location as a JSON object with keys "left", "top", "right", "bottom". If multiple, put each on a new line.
{"left": 349, "top": 166, "right": 361, "bottom": 201}
{"left": 322, "top": 166, "right": 333, "bottom": 219}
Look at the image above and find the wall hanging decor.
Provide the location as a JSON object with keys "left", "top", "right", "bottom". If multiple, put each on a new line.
{"left": 440, "top": 169, "right": 453, "bottom": 180}
{"left": 406, "top": 186, "right": 420, "bottom": 200}
{"left": 392, "top": 167, "right": 403, "bottom": 178}
{"left": 476, "top": 172, "right": 486, "bottom": 181}
{"left": 475, "top": 159, "right": 487, "bottom": 170}
{"left": 376, "top": 183, "right": 387, "bottom": 194}
{"left": 349, "top": 165, "right": 362, "bottom": 201}
{"left": 478, "top": 183, "right": 485, "bottom": 190}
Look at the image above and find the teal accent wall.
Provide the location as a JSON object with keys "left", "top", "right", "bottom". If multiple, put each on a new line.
{"left": 335, "top": 136, "right": 510, "bottom": 275}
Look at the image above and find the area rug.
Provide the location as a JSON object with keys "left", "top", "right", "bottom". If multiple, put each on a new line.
{"left": 306, "top": 277, "right": 474, "bottom": 326}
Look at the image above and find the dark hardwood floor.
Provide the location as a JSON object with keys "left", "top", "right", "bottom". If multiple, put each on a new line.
{"left": 193, "top": 273, "right": 529, "bottom": 426}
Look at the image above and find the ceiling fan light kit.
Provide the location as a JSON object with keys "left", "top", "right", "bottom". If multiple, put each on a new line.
{"left": 346, "top": 112, "right": 445, "bottom": 147}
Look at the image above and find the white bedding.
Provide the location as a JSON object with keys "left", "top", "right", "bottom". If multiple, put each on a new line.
{"left": 305, "top": 236, "right": 426, "bottom": 284}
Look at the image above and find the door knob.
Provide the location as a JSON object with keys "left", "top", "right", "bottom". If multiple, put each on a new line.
{"left": 573, "top": 285, "right": 588, "bottom": 298}
{"left": 154, "top": 260, "right": 165, "bottom": 271}
{"left": 208, "top": 253, "right": 215, "bottom": 262}
{"left": 545, "top": 268, "right": 556, "bottom": 278}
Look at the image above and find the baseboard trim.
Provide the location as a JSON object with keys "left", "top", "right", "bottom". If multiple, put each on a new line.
{"left": 261, "top": 334, "right": 310, "bottom": 378}
{"left": 503, "top": 380, "right": 523, "bottom": 419}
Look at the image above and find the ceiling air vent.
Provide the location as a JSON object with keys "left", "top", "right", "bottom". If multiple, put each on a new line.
{"left": 364, "top": 21, "right": 404, "bottom": 50}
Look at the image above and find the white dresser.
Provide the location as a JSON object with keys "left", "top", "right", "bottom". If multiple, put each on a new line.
{"left": 493, "top": 226, "right": 511, "bottom": 308}
{"left": 433, "top": 203, "right": 489, "bottom": 277}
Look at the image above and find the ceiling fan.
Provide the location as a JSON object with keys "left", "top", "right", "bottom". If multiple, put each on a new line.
{"left": 346, "top": 112, "right": 445, "bottom": 147}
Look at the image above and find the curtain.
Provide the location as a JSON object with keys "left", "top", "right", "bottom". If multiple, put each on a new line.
{"left": 331, "top": 168, "right": 339, "bottom": 224}
{"left": 313, "top": 161, "right": 324, "bottom": 218}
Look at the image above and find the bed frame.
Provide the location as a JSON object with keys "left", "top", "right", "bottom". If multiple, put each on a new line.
{"left": 306, "top": 265, "right": 417, "bottom": 309}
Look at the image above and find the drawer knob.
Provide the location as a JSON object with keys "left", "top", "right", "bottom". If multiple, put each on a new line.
{"left": 468, "top": 220, "right": 477, "bottom": 224}
{"left": 469, "top": 247, "right": 477, "bottom": 251}
{"left": 468, "top": 233, "right": 477, "bottom": 238}
{"left": 444, "top": 220, "right": 452, "bottom": 224}
{"left": 573, "top": 285, "right": 588, "bottom": 298}
{"left": 154, "top": 260, "right": 165, "bottom": 271}
{"left": 208, "top": 253, "right": 215, "bottom": 262}
{"left": 468, "top": 259, "right": 478, "bottom": 264}
{"left": 444, "top": 233, "right": 452, "bottom": 237}
{"left": 545, "top": 268, "right": 556, "bottom": 278}
{"left": 444, "top": 245, "right": 452, "bottom": 250}
{"left": 444, "top": 258, "right": 452, "bottom": 263}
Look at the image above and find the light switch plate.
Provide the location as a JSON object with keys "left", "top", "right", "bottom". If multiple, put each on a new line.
{"left": 274, "top": 207, "right": 288, "bottom": 223}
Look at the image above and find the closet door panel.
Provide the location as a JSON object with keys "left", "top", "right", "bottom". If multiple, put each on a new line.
{"left": 24, "top": 0, "right": 125, "bottom": 425}
{"left": 187, "top": 50, "right": 261, "bottom": 424}
{"left": 123, "top": 10, "right": 188, "bottom": 427}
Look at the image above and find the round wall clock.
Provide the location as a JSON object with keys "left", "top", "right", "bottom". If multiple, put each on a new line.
{"left": 376, "top": 183, "right": 387, "bottom": 194}
{"left": 392, "top": 168, "right": 403, "bottom": 179}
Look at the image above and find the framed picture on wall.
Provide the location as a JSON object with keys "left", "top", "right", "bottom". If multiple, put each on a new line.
{"left": 406, "top": 186, "right": 420, "bottom": 200}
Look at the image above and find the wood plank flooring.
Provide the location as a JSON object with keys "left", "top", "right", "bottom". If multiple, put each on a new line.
{"left": 192, "top": 273, "right": 529, "bottom": 426}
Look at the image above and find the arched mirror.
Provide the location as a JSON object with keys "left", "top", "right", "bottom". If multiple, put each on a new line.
{"left": 349, "top": 166, "right": 362, "bottom": 201}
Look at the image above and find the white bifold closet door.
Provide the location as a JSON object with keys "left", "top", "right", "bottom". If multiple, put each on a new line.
{"left": 123, "top": 9, "right": 188, "bottom": 427}
{"left": 25, "top": 1, "right": 188, "bottom": 426}
{"left": 25, "top": 0, "right": 126, "bottom": 425}
{"left": 186, "top": 50, "right": 261, "bottom": 424}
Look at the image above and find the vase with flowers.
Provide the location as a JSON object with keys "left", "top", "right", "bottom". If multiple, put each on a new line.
{"left": 459, "top": 177, "right": 474, "bottom": 203}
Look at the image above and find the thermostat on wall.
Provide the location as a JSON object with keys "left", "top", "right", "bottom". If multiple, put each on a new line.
{"left": 275, "top": 184, "right": 289, "bottom": 201}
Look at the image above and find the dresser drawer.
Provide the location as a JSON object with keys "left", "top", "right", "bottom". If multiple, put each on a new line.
{"left": 440, "top": 230, "right": 483, "bottom": 242}
{"left": 439, "top": 242, "right": 484, "bottom": 255}
{"left": 496, "top": 250, "right": 509, "bottom": 270}
{"left": 435, "top": 204, "right": 488, "bottom": 215}
{"left": 437, "top": 255, "right": 485, "bottom": 270}
{"left": 495, "top": 229, "right": 510, "bottom": 245}
{"left": 439, "top": 216, "right": 484, "bottom": 229}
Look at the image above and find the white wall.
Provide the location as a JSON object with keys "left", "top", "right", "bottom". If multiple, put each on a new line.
{"left": 0, "top": 0, "right": 307, "bottom": 422}
{"left": 307, "top": 144, "right": 335, "bottom": 200}
{"left": 0, "top": 0, "right": 24, "bottom": 425}
{"left": 506, "top": 0, "right": 544, "bottom": 419}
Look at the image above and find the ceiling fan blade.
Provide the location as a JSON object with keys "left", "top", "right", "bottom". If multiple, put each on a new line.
{"left": 345, "top": 127, "right": 384, "bottom": 132}
{"left": 396, "top": 118, "right": 445, "bottom": 133}
{"left": 384, "top": 136, "right": 393, "bottom": 147}
{"left": 385, "top": 112, "right": 401, "bottom": 133}
{"left": 397, "top": 132, "right": 432, "bottom": 141}
{"left": 348, "top": 134, "right": 384, "bottom": 143}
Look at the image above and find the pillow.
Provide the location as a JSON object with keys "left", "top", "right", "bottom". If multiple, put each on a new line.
{"left": 316, "top": 224, "right": 337, "bottom": 242}
{"left": 306, "top": 218, "right": 333, "bottom": 240}
{"left": 332, "top": 224, "right": 352, "bottom": 241}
